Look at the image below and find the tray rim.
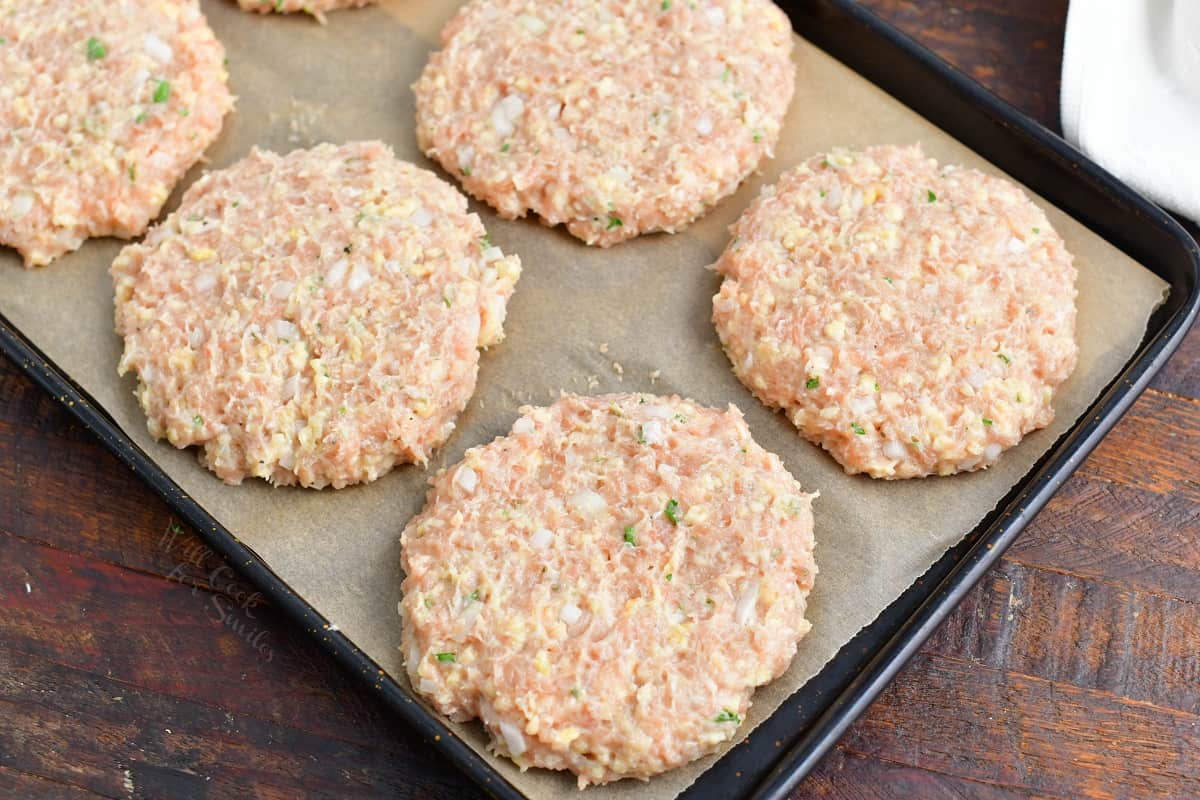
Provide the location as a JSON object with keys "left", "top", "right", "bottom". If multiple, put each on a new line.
{"left": 1, "top": 1, "right": 1197, "bottom": 799}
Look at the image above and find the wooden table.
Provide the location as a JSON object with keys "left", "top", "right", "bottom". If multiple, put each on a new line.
{"left": 2, "top": 2, "right": 1197, "bottom": 798}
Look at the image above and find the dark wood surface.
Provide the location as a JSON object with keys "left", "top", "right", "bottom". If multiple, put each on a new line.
{"left": 2, "top": 1, "right": 1197, "bottom": 798}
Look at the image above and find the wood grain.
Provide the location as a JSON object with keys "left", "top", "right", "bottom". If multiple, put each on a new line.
{"left": 1, "top": 1, "right": 1198, "bottom": 799}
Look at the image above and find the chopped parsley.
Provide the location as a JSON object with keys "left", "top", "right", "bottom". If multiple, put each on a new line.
{"left": 997, "top": 353, "right": 1011, "bottom": 365}
{"left": 664, "top": 499, "right": 680, "bottom": 525}
{"left": 128, "top": 164, "right": 137, "bottom": 182}
{"left": 623, "top": 525, "right": 637, "bottom": 547}
{"left": 636, "top": 425, "right": 647, "bottom": 444}
{"left": 480, "top": 233, "right": 493, "bottom": 249}
{"left": 468, "top": 590, "right": 480, "bottom": 602}
{"left": 152, "top": 79, "right": 171, "bottom": 104}
{"left": 461, "top": 166, "right": 472, "bottom": 176}
{"left": 752, "top": 128, "right": 763, "bottom": 143}
{"left": 673, "top": 413, "right": 688, "bottom": 423}
{"left": 665, "top": 573, "right": 673, "bottom": 582}
{"left": 500, "top": 142, "right": 510, "bottom": 153}
{"left": 721, "top": 66, "right": 732, "bottom": 82}
{"left": 606, "top": 214, "right": 623, "bottom": 230}
{"left": 982, "top": 417, "right": 994, "bottom": 426}
{"left": 819, "top": 189, "right": 826, "bottom": 197}
{"left": 86, "top": 37, "right": 107, "bottom": 61}
{"left": 714, "top": 709, "right": 741, "bottom": 724}
{"left": 926, "top": 189, "right": 937, "bottom": 202}
{"left": 883, "top": 276, "right": 894, "bottom": 285}
{"left": 435, "top": 652, "right": 456, "bottom": 663}
{"left": 570, "top": 687, "right": 582, "bottom": 698}
{"left": 135, "top": 112, "right": 148, "bottom": 124}
{"left": 338, "top": 405, "right": 348, "bottom": 415}
{"left": 805, "top": 376, "right": 820, "bottom": 390}
{"left": 851, "top": 422, "right": 866, "bottom": 435}
{"left": 1033, "top": 226, "right": 1041, "bottom": 234}
{"left": 443, "top": 295, "right": 452, "bottom": 308}
{"left": 423, "top": 596, "right": 434, "bottom": 608}
{"left": 874, "top": 381, "right": 880, "bottom": 392}
{"left": 179, "top": 107, "right": 190, "bottom": 117}
{"left": 661, "top": 0, "right": 671, "bottom": 8}
{"left": 193, "top": 414, "right": 203, "bottom": 426}
{"left": 821, "top": 158, "right": 830, "bottom": 168}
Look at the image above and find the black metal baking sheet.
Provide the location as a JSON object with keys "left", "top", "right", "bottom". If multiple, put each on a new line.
{"left": 1, "top": 1, "right": 1196, "bottom": 799}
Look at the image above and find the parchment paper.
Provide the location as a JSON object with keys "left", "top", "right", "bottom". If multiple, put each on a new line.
{"left": 0, "top": 3, "right": 1169, "bottom": 798}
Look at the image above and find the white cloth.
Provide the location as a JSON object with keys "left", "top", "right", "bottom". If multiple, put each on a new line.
{"left": 1061, "top": 0, "right": 1200, "bottom": 222}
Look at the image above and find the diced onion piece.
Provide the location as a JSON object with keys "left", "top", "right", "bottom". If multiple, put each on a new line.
{"left": 735, "top": 579, "right": 760, "bottom": 626}
{"left": 347, "top": 262, "right": 371, "bottom": 292}
{"left": 695, "top": 114, "right": 714, "bottom": 136}
{"left": 326, "top": 258, "right": 347, "bottom": 287}
{"left": 1006, "top": 236, "right": 1027, "bottom": 254}
{"left": 457, "top": 145, "right": 475, "bottom": 172}
{"left": 640, "top": 419, "right": 666, "bottom": 445}
{"left": 194, "top": 272, "right": 217, "bottom": 292}
{"left": 882, "top": 440, "right": 906, "bottom": 461}
{"left": 144, "top": 33, "right": 173, "bottom": 63}
{"left": 453, "top": 466, "right": 478, "bottom": 494}
{"left": 281, "top": 376, "right": 299, "bottom": 401}
{"left": 409, "top": 207, "right": 433, "bottom": 227}
{"left": 271, "top": 281, "right": 294, "bottom": 300}
{"left": 560, "top": 603, "right": 583, "bottom": 625}
{"left": 529, "top": 527, "right": 553, "bottom": 549}
{"left": 642, "top": 404, "right": 672, "bottom": 419}
{"left": 984, "top": 442, "right": 1003, "bottom": 461}
{"left": 568, "top": 489, "right": 606, "bottom": 517}
{"left": 517, "top": 13, "right": 547, "bottom": 34}
{"left": 11, "top": 193, "right": 34, "bottom": 218}
{"left": 419, "top": 678, "right": 439, "bottom": 694}
{"left": 273, "top": 320, "right": 299, "bottom": 340}
{"left": 705, "top": 6, "right": 726, "bottom": 25}
{"left": 483, "top": 246, "right": 504, "bottom": 263}
{"left": 499, "top": 721, "right": 527, "bottom": 757}
{"left": 512, "top": 417, "right": 535, "bottom": 435}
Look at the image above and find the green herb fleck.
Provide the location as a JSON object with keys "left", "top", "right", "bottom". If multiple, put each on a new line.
{"left": 997, "top": 353, "right": 1011, "bottom": 365}
{"left": 926, "top": 189, "right": 937, "bottom": 203}
{"left": 480, "top": 233, "right": 493, "bottom": 249}
{"left": 636, "top": 425, "right": 647, "bottom": 444}
{"left": 606, "top": 214, "right": 623, "bottom": 230}
{"left": 1016, "top": 392, "right": 1025, "bottom": 403}
{"left": 86, "top": 37, "right": 107, "bottom": 61}
{"left": 461, "top": 166, "right": 472, "bottom": 176}
{"left": 664, "top": 499, "right": 680, "bottom": 525}
{"left": 135, "top": 112, "right": 148, "bottom": 124}
{"left": 1033, "top": 226, "right": 1041, "bottom": 234}
{"left": 874, "top": 382, "right": 880, "bottom": 392}
{"left": 661, "top": 0, "right": 671, "bottom": 8}
{"left": 152, "top": 79, "right": 171, "bottom": 104}
{"left": 673, "top": 413, "right": 688, "bottom": 423}
{"left": 423, "top": 596, "right": 434, "bottom": 608}
{"left": 806, "top": 376, "right": 820, "bottom": 390}
{"left": 883, "top": 276, "right": 894, "bottom": 285}
{"left": 179, "top": 107, "right": 190, "bottom": 117}
{"left": 435, "top": 652, "right": 456, "bottom": 663}
{"left": 339, "top": 405, "right": 348, "bottom": 415}
{"left": 570, "top": 687, "right": 582, "bottom": 698}
{"left": 500, "top": 142, "right": 510, "bottom": 153}
{"left": 821, "top": 158, "right": 830, "bottom": 168}
{"left": 982, "top": 417, "right": 994, "bottom": 426}
{"left": 665, "top": 573, "right": 673, "bottom": 582}
{"left": 714, "top": 709, "right": 741, "bottom": 724}
{"left": 721, "top": 67, "right": 731, "bottom": 82}
{"left": 443, "top": 295, "right": 452, "bottom": 308}
{"left": 752, "top": 128, "right": 763, "bottom": 143}
{"left": 193, "top": 414, "right": 203, "bottom": 426}
{"left": 623, "top": 525, "right": 637, "bottom": 547}
{"left": 468, "top": 590, "right": 480, "bottom": 602}
{"left": 819, "top": 189, "right": 826, "bottom": 198}
{"left": 128, "top": 163, "right": 137, "bottom": 182}
{"left": 851, "top": 422, "right": 866, "bottom": 435}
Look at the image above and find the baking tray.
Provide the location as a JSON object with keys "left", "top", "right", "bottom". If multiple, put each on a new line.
{"left": 1, "top": 1, "right": 1197, "bottom": 799}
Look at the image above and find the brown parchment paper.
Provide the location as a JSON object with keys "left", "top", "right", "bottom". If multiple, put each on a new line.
{"left": 0, "top": 2, "right": 1169, "bottom": 798}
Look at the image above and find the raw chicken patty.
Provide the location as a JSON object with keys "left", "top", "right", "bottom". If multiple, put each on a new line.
{"left": 414, "top": 0, "right": 795, "bottom": 247}
{"left": 0, "top": 0, "right": 233, "bottom": 267}
{"left": 112, "top": 141, "right": 521, "bottom": 489}
{"left": 712, "top": 144, "right": 1078, "bottom": 478}
{"left": 401, "top": 393, "right": 818, "bottom": 786}
{"left": 235, "top": 0, "right": 375, "bottom": 23}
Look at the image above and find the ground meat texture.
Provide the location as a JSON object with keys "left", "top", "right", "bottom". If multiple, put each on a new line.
{"left": 712, "top": 144, "right": 1079, "bottom": 479}
{"left": 400, "top": 393, "right": 817, "bottom": 787}
{"left": 112, "top": 141, "right": 521, "bottom": 489}
{"left": 235, "top": 0, "right": 375, "bottom": 24}
{"left": 0, "top": 0, "right": 233, "bottom": 267}
{"left": 413, "top": 0, "right": 795, "bottom": 247}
